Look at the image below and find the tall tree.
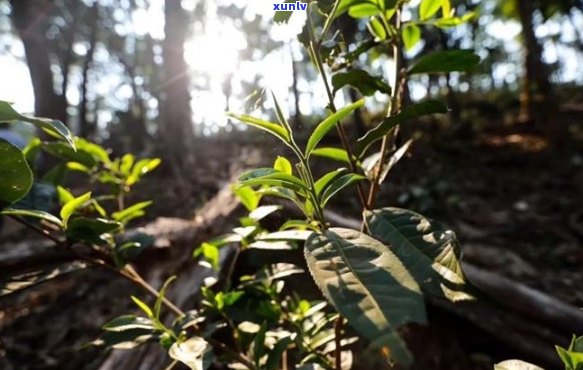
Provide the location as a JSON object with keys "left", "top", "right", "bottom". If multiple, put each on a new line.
{"left": 160, "top": 0, "right": 195, "bottom": 165}
{"left": 10, "top": 0, "right": 67, "bottom": 121}
{"left": 516, "top": 0, "right": 555, "bottom": 124}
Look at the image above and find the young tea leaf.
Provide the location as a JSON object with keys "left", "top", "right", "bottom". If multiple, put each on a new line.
{"left": 402, "top": 24, "right": 421, "bottom": 51}
{"left": 408, "top": 50, "right": 480, "bottom": 75}
{"left": 154, "top": 276, "right": 177, "bottom": 319}
{"left": 315, "top": 169, "right": 347, "bottom": 196}
{"left": 419, "top": 0, "right": 442, "bottom": 20}
{"left": 311, "top": 147, "right": 351, "bottom": 164}
{"left": 332, "top": 70, "right": 391, "bottom": 96}
{"left": 131, "top": 296, "right": 154, "bottom": 318}
{"left": 227, "top": 113, "right": 290, "bottom": 145}
{"left": 320, "top": 173, "right": 366, "bottom": 207}
{"left": 233, "top": 186, "right": 261, "bottom": 211}
{"left": 348, "top": 3, "right": 380, "bottom": 18}
{"left": 305, "top": 100, "right": 364, "bottom": 157}
{"left": 274, "top": 156, "right": 293, "bottom": 175}
{"left": 112, "top": 201, "right": 153, "bottom": 224}
{"left": 357, "top": 100, "right": 447, "bottom": 157}
{"left": 60, "top": 192, "right": 92, "bottom": 228}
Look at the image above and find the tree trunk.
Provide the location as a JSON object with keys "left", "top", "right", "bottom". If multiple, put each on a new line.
{"left": 10, "top": 0, "right": 67, "bottom": 122}
{"left": 160, "top": 0, "right": 195, "bottom": 167}
{"left": 79, "top": 3, "right": 99, "bottom": 139}
{"left": 516, "top": 0, "right": 557, "bottom": 131}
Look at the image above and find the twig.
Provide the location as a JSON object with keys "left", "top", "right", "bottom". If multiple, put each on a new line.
{"left": 8, "top": 215, "right": 64, "bottom": 246}
{"left": 366, "top": 8, "right": 404, "bottom": 210}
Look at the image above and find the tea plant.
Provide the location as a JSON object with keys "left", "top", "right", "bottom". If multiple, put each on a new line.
{"left": 3, "top": 0, "right": 553, "bottom": 369}
{"left": 0, "top": 101, "right": 161, "bottom": 297}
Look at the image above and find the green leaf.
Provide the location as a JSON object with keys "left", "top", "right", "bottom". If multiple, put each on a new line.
{"left": 127, "top": 158, "right": 161, "bottom": 186}
{"left": 60, "top": 192, "right": 91, "bottom": 228}
{"left": 57, "top": 186, "right": 75, "bottom": 204}
{"left": 334, "top": 0, "right": 371, "bottom": 19}
{"left": 304, "top": 228, "right": 426, "bottom": 366}
{"left": 556, "top": 338, "right": 583, "bottom": 370}
{"left": 348, "top": 3, "right": 380, "bottom": 18}
{"left": 315, "top": 169, "right": 347, "bottom": 196}
{"left": 441, "top": 0, "right": 451, "bottom": 17}
{"left": 419, "top": 0, "right": 441, "bottom": 20}
{"left": 570, "top": 335, "right": 583, "bottom": 352}
{"left": 311, "top": 147, "right": 351, "bottom": 164}
{"left": 253, "top": 323, "right": 268, "bottom": 365}
{"left": 408, "top": 50, "right": 480, "bottom": 75}
{"left": 239, "top": 168, "right": 308, "bottom": 193}
{"left": 332, "top": 70, "right": 391, "bottom": 96}
{"left": 494, "top": 360, "right": 545, "bottom": 370}
{"left": 66, "top": 218, "right": 122, "bottom": 244}
{"left": 274, "top": 156, "right": 293, "bottom": 175}
{"left": 42, "top": 142, "right": 96, "bottom": 168}
{"left": 434, "top": 12, "right": 476, "bottom": 28}
{"left": 233, "top": 186, "right": 260, "bottom": 211}
{"left": 154, "top": 276, "right": 177, "bottom": 319}
{"left": 0, "top": 101, "right": 74, "bottom": 148}
{"left": 368, "top": 17, "right": 387, "bottom": 40}
{"left": 402, "top": 24, "right": 421, "bottom": 51}
{"left": 22, "top": 137, "right": 41, "bottom": 165}
{"left": 102, "top": 315, "right": 155, "bottom": 332}
{"left": 75, "top": 138, "right": 111, "bottom": 164}
{"left": 266, "top": 336, "right": 293, "bottom": 370}
{"left": 131, "top": 296, "right": 154, "bottom": 317}
{"left": 1, "top": 209, "right": 63, "bottom": 227}
{"left": 0, "top": 139, "right": 33, "bottom": 206}
{"left": 320, "top": 173, "right": 366, "bottom": 207}
{"left": 169, "top": 337, "right": 213, "bottom": 370}
{"left": 306, "top": 100, "right": 364, "bottom": 157}
{"left": 98, "top": 328, "right": 154, "bottom": 349}
{"left": 249, "top": 205, "right": 282, "bottom": 221}
{"left": 195, "top": 242, "right": 221, "bottom": 270}
{"left": 120, "top": 154, "right": 135, "bottom": 176}
{"left": 227, "top": 113, "right": 290, "bottom": 145}
{"left": 112, "top": 201, "right": 153, "bottom": 224}
{"left": 365, "top": 208, "right": 473, "bottom": 301}
{"left": 257, "top": 230, "right": 313, "bottom": 241}
{"left": 357, "top": 101, "right": 447, "bottom": 157}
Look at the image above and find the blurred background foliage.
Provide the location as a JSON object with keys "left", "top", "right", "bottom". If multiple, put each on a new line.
{"left": 0, "top": 0, "right": 581, "bottom": 163}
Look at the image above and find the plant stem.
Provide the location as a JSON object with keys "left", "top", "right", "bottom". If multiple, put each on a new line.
{"left": 306, "top": 4, "right": 368, "bottom": 209}
{"left": 366, "top": 8, "right": 404, "bottom": 210}
{"left": 8, "top": 215, "right": 63, "bottom": 246}
{"left": 9, "top": 214, "right": 256, "bottom": 368}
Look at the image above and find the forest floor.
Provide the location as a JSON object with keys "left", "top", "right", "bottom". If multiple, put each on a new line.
{"left": 1, "top": 113, "right": 582, "bottom": 370}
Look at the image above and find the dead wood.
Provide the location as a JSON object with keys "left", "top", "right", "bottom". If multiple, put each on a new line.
{"left": 1, "top": 185, "right": 582, "bottom": 369}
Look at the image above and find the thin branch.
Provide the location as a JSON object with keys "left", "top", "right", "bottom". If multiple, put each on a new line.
{"left": 366, "top": 8, "right": 404, "bottom": 210}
